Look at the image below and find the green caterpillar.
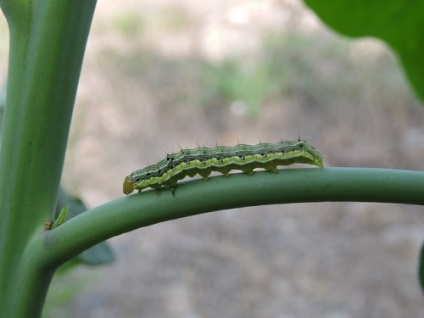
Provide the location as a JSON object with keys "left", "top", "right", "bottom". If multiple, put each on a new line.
{"left": 123, "top": 139, "right": 323, "bottom": 195}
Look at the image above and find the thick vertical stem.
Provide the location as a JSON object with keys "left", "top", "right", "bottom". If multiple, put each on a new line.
{"left": 0, "top": 1, "right": 97, "bottom": 317}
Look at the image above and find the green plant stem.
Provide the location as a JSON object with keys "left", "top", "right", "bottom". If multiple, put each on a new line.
{"left": 0, "top": 1, "right": 97, "bottom": 317}
{"left": 32, "top": 167, "right": 424, "bottom": 269}
{"left": 9, "top": 167, "right": 419, "bottom": 316}
{"left": 6, "top": 164, "right": 424, "bottom": 316}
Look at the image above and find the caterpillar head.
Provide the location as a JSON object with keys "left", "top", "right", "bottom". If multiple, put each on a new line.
{"left": 123, "top": 176, "right": 135, "bottom": 194}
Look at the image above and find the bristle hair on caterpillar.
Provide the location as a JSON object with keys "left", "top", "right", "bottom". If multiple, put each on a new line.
{"left": 123, "top": 139, "right": 323, "bottom": 195}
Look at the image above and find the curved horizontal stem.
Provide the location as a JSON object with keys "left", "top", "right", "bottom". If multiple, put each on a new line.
{"left": 37, "top": 167, "right": 424, "bottom": 266}
{"left": 16, "top": 167, "right": 423, "bottom": 314}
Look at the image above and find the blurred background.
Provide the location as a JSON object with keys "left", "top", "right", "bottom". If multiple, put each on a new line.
{"left": 1, "top": 0, "right": 424, "bottom": 317}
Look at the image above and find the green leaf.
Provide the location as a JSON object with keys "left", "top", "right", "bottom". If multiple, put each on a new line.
{"left": 51, "top": 205, "right": 68, "bottom": 229}
{"left": 419, "top": 241, "right": 424, "bottom": 294}
{"left": 57, "top": 189, "right": 115, "bottom": 265}
{"left": 303, "top": 0, "right": 424, "bottom": 102}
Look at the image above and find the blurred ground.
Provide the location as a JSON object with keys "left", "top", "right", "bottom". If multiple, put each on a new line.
{"left": 1, "top": 1, "right": 424, "bottom": 317}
